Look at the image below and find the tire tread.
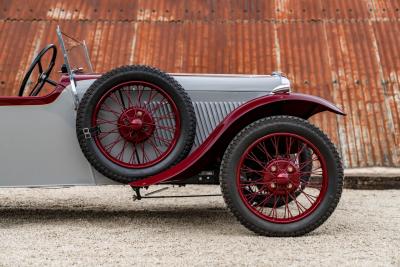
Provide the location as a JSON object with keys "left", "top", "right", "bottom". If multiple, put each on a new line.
{"left": 219, "top": 115, "right": 344, "bottom": 237}
{"left": 76, "top": 65, "right": 196, "bottom": 183}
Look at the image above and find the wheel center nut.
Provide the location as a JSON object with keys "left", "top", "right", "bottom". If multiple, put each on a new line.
{"left": 130, "top": 118, "right": 143, "bottom": 130}
{"left": 287, "top": 165, "right": 294, "bottom": 173}
{"left": 117, "top": 107, "right": 155, "bottom": 143}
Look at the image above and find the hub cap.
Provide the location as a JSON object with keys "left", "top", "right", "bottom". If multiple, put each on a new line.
{"left": 117, "top": 107, "right": 155, "bottom": 143}
{"left": 264, "top": 160, "right": 300, "bottom": 195}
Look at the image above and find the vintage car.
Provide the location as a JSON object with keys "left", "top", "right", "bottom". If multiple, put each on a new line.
{"left": 0, "top": 27, "right": 345, "bottom": 236}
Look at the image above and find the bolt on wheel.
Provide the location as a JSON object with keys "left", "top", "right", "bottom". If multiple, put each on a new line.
{"left": 237, "top": 132, "right": 327, "bottom": 223}
{"left": 220, "top": 116, "right": 343, "bottom": 236}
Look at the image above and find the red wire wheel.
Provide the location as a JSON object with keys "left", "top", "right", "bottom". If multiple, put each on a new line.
{"left": 92, "top": 81, "right": 180, "bottom": 168}
{"left": 237, "top": 132, "right": 327, "bottom": 223}
{"left": 77, "top": 65, "right": 196, "bottom": 183}
{"left": 220, "top": 116, "right": 343, "bottom": 236}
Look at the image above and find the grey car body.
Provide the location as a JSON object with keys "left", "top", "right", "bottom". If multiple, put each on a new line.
{"left": 0, "top": 73, "right": 285, "bottom": 187}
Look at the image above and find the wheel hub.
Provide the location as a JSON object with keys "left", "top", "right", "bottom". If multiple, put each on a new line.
{"left": 117, "top": 107, "right": 155, "bottom": 143}
{"left": 264, "top": 159, "right": 300, "bottom": 195}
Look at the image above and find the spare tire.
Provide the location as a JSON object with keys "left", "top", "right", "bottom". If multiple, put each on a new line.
{"left": 76, "top": 65, "right": 196, "bottom": 183}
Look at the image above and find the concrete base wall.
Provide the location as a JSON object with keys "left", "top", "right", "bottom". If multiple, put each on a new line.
{"left": 344, "top": 168, "right": 400, "bottom": 189}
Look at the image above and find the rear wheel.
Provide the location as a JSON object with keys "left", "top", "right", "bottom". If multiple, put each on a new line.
{"left": 77, "top": 65, "right": 196, "bottom": 183}
{"left": 220, "top": 116, "right": 343, "bottom": 236}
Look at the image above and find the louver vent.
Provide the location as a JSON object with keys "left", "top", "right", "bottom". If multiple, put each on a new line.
{"left": 192, "top": 101, "right": 243, "bottom": 149}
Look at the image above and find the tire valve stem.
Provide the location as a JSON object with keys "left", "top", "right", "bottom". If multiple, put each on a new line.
{"left": 270, "top": 165, "right": 277, "bottom": 172}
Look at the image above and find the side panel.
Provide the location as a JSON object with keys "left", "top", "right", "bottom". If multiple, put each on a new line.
{"left": 0, "top": 76, "right": 343, "bottom": 187}
{"left": 0, "top": 88, "right": 96, "bottom": 187}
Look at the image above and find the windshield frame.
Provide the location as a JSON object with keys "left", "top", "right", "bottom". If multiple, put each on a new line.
{"left": 56, "top": 25, "right": 91, "bottom": 109}
{"left": 56, "top": 26, "right": 74, "bottom": 81}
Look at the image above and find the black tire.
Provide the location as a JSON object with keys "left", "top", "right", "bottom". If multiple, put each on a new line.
{"left": 220, "top": 116, "right": 343, "bottom": 237}
{"left": 76, "top": 65, "right": 196, "bottom": 183}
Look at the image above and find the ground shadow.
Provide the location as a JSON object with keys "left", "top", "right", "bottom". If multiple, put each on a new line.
{"left": 0, "top": 201, "right": 342, "bottom": 237}
{"left": 0, "top": 205, "right": 248, "bottom": 234}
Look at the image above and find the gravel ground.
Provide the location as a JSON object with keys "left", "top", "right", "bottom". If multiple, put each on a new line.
{"left": 0, "top": 185, "right": 398, "bottom": 266}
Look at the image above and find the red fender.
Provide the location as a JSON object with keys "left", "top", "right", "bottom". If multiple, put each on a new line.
{"left": 130, "top": 92, "right": 345, "bottom": 187}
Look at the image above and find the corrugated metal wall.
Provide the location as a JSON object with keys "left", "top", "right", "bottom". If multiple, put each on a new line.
{"left": 0, "top": 0, "right": 399, "bottom": 168}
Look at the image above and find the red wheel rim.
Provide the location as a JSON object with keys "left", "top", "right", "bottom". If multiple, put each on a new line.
{"left": 92, "top": 81, "right": 181, "bottom": 168}
{"left": 237, "top": 133, "right": 328, "bottom": 223}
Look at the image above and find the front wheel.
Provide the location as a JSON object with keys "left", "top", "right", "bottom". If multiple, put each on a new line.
{"left": 219, "top": 116, "right": 343, "bottom": 236}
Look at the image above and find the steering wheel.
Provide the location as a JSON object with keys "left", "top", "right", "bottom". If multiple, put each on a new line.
{"left": 18, "top": 44, "right": 58, "bottom": 96}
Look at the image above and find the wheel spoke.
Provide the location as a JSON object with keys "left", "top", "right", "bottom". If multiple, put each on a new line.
{"left": 254, "top": 192, "right": 274, "bottom": 209}
{"left": 256, "top": 141, "right": 274, "bottom": 162}
{"left": 146, "top": 88, "right": 158, "bottom": 104}
{"left": 236, "top": 132, "right": 328, "bottom": 223}
{"left": 116, "top": 140, "right": 128, "bottom": 161}
{"left": 152, "top": 134, "right": 173, "bottom": 146}
{"left": 245, "top": 151, "right": 266, "bottom": 169}
{"left": 289, "top": 191, "right": 307, "bottom": 214}
{"left": 29, "top": 79, "right": 42, "bottom": 96}
{"left": 136, "top": 85, "right": 147, "bottom": 108}
{"left": 92, "top": 81, "right": 181, "bottom": 168}
{"left": 241, "top": 166, "right": 264, "bottom": 175}
{"left": 144, "top": 121, "right": 176, "bottom": 132}
{"left": 295, "top": 143, "right": 307, "bottom": 162}
{"left": 128, "top": 143, "right": 138, "bottom": 164}
{"left": 108, "top": 91, "right": 123, "bottom": 108}
{"left": 37, "top": 60, "right": 43, "bottom": 73}
{"left": 148, "top": 99, "right": 168, "bottom": 113}
{"left": 244, "top": 185, "right": 267, "bottom": 203}
{"left": 123, "top": 87, "right": 134, "bottom": 108}
{"left": 267, "top": 195, "right": 279, "bottom": 219}
{"left": 271, "top": 135, "right": 280, "bottom": 157}
{"left": 284, "top": 193, "right": 293, "bottom": 219}
{"left": 148, "top": 138, "right": 163, "bottom": 157}
{"left": 103, "top": 135, "right": 123, "bottom": 153}
{"left": 300, "top": 190, "right": 317, "bottom": 205}
{"left": 239, "top": 181, "right": 266, "bottom": 188}
{"left": 100, "top": 102, "right": 123, "bottom": 118}
{"left": 96, "top": 117, "right": 119, "bottom": 126}
{"left": 300, "top": 179, "right": 322, "bottom": 190}
{"left": 285, "top": 136, "right": 294, "bottom": 158}
{"left": 98, "top": 129, "right": 119, "bottom": 140}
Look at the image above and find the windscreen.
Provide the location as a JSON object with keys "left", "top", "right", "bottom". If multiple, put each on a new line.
{"left": 56, "top": 26, "right": 94, "bottom": 74}
{"left": 56, "top": 26, "right": 89, "bottom": 108}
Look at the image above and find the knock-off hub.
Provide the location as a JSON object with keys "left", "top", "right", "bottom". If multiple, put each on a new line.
{"left": 118, "top": 107, "right": 155, "bottom": 143}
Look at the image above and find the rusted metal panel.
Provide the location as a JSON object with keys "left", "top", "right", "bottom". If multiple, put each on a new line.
{"left": 4, "top": 0, "right": 399, "bottom": 21}
{"left": 0, "top": 0, "right": 399, "bottom": 168}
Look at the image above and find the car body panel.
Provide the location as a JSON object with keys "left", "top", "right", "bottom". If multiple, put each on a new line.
{"left": 0, "top": 74, "right": 344, "bottom": 187}
{"left": 0, "top": 88, "right": 96, "bottom": 187}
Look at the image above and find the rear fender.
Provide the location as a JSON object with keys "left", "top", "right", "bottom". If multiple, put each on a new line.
{"left": 130, "top": 93, "right": 345, "bottom": 187}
